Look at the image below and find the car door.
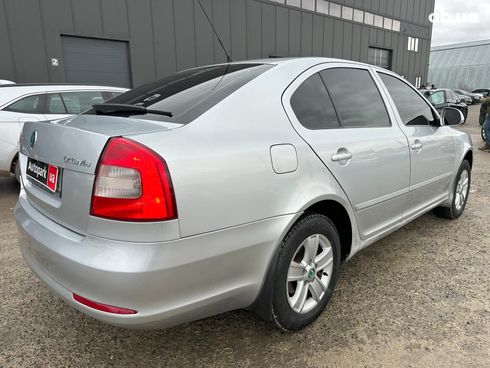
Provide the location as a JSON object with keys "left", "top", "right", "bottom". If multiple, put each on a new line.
{"left": 377, "top": 72, "right": 456, "bottom": 219}
{"left": 283, "top": 64, "right": 410, "bottom": 239}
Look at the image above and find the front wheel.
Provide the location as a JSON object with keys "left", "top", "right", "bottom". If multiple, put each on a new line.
{"left": 482, "top": 127, "right": 486, "bottom": 142}
{"left": 270, "top": 214, "right": 341, "bottom": 331}
{"left": 434, "top": 160, "right": 471, "bottom": 219}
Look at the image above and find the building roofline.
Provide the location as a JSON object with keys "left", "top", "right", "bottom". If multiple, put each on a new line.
{"left": 431, "top": 39, "right": 490, "bottom": 51}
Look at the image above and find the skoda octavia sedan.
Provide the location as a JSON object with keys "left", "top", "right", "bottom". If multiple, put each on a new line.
{"left": 15, "top": 58, "right": 472, "bottom": 331}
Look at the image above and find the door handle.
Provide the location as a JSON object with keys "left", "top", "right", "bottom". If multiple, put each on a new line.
{"left": 331, "top": 151, "right": 352, "bottom": 162}
{"left": 411, "top": 141, "right": 422, "bottom": 150}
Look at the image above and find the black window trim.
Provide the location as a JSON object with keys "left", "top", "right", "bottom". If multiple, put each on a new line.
{"left": 376, "top": 70, "right": 441, "bottom": 127}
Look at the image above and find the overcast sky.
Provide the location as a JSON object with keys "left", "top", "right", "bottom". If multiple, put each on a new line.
{"left": 431, "top": 0, "right": 490, "bottom": 46}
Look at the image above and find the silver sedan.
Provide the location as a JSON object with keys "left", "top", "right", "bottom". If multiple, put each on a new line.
{"left": 15, "top": 58, "right": 472, "bottom": 331}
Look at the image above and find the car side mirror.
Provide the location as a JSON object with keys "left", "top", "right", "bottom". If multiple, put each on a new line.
{"left": 441, "top": 107, "right": 464, "bottom": 126}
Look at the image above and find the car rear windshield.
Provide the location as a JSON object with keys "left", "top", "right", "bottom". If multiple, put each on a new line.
{"left": 85, "top": 63, "right": 273, "bottom": 124}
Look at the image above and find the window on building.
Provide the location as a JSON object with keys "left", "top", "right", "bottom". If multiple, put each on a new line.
{"left": 317, "top": 0, "right": 329, "bottom": 14}
{"left": 320, "top": 68, "right": 391, "bottom": 128}
{"left": 384, "top": 18, "right": 393, "bottom": 30}
{"left": 315, "top": 0, "right": 328, "bottom": 14}
{"left": 374, "top": 15, "right": 384, "bottom": 27}
{"left": 368, "top": 47, "right": 392, "bottom": 70}
{"left": 329, "top": 3, "right": 341, "bottom": 17}
{"left": 392, "top": 20, "right": 401, "bottom": 32}
{"left": 3, "top": 94, "right": 45, "bottom": 114}
{"left": 286, "top": 0, "right": 300, "bottom": 7}
{"left": 342, "top": 6, "right": 353, "bottom": 20}
{"left": 290, "top": 74, "right": 340, "bottom": 130}
{"left": 408, "top": 37, "right": 419, "bottom": 52}
{"left": 301, "top": 0, "right": 315, "bottom": 11}
{"left": 364, "top": 12, "right": 374, "bottom": 25}
{"left": 414, "top": 77, "right": 422, "bottom": 89}
{"left": 379, "top": 73, "right": 436, "bottom": 126}
{"left": 353, "top": 9, "right": 364, "bottom": 23}
{"left": 269, "top": 0, "right": 285, "bottom": 3}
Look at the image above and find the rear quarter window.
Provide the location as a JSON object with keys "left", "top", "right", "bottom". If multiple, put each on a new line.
{"left": 3, "top": 94, "right": 44, "bottom": 114}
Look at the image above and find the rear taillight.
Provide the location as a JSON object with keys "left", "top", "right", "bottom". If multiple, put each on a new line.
{"left": 90, "top": 137, "right": 177, "bottom": 221}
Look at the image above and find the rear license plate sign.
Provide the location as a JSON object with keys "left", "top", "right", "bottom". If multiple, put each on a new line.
{"left": 26, "top": 158, "right": 59, "bottom": 193}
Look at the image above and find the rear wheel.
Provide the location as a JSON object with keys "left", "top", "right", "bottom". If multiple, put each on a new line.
{"left": 434, "top": 160, "right": 471, "bottom": 219}
{"left": 270, "top": 214, "right": 341, "bottom": 331}
{"left": 482, "top": 127, "right": 486, "bottom": 142}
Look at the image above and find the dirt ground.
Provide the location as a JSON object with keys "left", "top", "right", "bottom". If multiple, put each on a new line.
{"left": 0, "top": 105, "right": 489, "bottom": 368}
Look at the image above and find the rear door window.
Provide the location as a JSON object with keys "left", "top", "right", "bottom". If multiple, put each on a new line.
{"left": 46, "top": 93, "right": 67, "bottom": 114}
{"left": 88, "top": 63, "right": 274, "bottom": 124}
{"left": 61, "top": 91, "right": 104, "bottom": 114}
{"left": 3, "top": 94, "right": 45, "bottom": 114}
{"left": 290, "top": 73, "right": 340, "bottom": 130}
{"left": 320, "top": 68, "right": 391, "bottom": 128}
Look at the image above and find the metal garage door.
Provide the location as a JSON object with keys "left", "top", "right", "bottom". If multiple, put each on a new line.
{"left": 61, "top": 36, "right": 132, "bottom": 88}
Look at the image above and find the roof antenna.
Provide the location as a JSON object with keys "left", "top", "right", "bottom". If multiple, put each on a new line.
{"left": 195, "top": 0, "right": 233, "bottom": 63}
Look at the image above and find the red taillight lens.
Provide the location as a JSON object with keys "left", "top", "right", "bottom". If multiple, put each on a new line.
{"left": 72, "top": 293, "right": 137, "bottom": 315}
{"left": 90, "top": 137, "right": 177, "bottom": 221}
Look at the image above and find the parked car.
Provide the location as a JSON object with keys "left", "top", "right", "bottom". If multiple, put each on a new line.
{"left": 0, "top": 84, "right": 127, "bottom": 180}
{"left": 455, "top": 93, "right": 472, "bottom": 105}
{"left": 15, "top": 59, "right": 472, "bottom": 332}
{"left": 421, "top": 88, "right": 468, "bottom": 122}
{"left": 0, "top": 79, "right": 15, "bottom": 85}
{"left": 472, "top": 88, "right": 490, "bottom": 97}
{"left": 453, "top": 89, "right": 483, "bottom": 104}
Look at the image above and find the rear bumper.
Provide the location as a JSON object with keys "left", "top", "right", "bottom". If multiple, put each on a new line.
{"left": 15, "top": 190, "right": 294, "bottom": 329}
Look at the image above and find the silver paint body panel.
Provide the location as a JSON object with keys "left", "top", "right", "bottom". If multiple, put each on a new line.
{"left": 15, "top": 58, "right": 473, "bottom": 328}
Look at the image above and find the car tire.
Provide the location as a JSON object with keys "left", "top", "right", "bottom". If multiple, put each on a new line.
{"left": 14, "top": 158, "right": 21, "bottom": 183}
{"left": 482, "top": 127, "right": 486, "bottom": 142}
{"left": 270, "top": 214, "right": 341, "bottom": 331}
{"left": 434, "top": 160, "right": 471, "bottom": 220}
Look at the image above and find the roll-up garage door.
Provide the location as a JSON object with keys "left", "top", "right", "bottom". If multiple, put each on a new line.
{"left": 61, "top": 36, "right": 132, "bottom": 88}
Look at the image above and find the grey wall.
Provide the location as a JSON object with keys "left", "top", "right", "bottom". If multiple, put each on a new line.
{"left": 0, "top": 0, "right": 434, "bottom": 87}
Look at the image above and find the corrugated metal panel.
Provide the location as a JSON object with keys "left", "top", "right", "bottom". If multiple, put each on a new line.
{"left": 428, "top": 40, "right": 490, "bottom": 89}
{"left": 0, "top": 0, "right": 434, "bottom": 87}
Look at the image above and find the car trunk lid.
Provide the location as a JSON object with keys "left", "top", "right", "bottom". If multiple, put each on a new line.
{"left": 19, "top": 115, "right": 180, "bottom": 235}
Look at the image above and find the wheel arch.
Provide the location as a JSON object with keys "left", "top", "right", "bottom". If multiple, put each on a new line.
{"left": 249, "top": 197, "right": 354, "bottom": 321}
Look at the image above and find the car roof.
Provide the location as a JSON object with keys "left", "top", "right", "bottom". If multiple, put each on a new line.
{"left": 0, "top": 84, "right": 128, "bottom": 108}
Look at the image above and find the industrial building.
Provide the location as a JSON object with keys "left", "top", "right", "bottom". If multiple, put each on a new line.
{"left": 428, "top": 39, "right": 490, "bottom": 91}
{"left": 0, "top": 0, "right": 434, "bottom": 88}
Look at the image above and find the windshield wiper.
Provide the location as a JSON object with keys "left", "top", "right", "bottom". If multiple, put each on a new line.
{"left": 92, "top": 103, "right": 173, "bottom": 117}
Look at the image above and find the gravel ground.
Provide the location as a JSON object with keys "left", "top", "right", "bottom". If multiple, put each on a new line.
{"left": 1, "top": 105, "right": 489, "bottom": 368}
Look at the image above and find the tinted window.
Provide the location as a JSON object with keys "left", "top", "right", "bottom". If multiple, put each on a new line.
{"left": 61, "top": 91, "right": 104, "bottom": 114}
{"left": 87, "top": 64, "right": 273, "bottom": 124}
{"left": 47, "top": 93, "right": 66, "bottom": 114}
{"left": 290, "top": 74, "right": 340, "bottom": 130}
{"left": 320, "top": 68, "right": 390, "bottom": 128}
{"left": 379, "top": 73, "right": 435, "bottom": 126}
{"left": 4, "top": 94, "right": 44, "bottom": 113}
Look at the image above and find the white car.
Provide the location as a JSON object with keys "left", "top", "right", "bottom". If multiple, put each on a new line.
{"left": 0, "top": 79, "right": 15, "bottom": 85}
{"left": 0, "top": 84, "right": 127, "bottom": 180}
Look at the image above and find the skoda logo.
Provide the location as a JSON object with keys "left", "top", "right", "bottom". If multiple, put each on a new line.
{"left": 30, "top": 131, "right": 37, "bottom": 148}
{"left": 307, "top": 269, "right": 315, "bottom": 280}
